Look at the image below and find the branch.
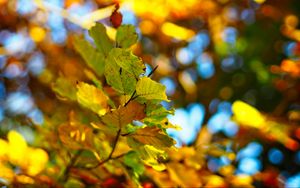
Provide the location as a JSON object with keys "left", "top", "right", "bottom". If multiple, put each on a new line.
{"left": 84, "top": 129, "right": 121, "bottom": 169}
{"left": 124, "top": 91, "right": 136, "bottom": 107}
{"left": 147, "top": 65, "right": 159, "bottom": 77}
{"left": 60, "top": 149, "right": 83, "bottom": 182}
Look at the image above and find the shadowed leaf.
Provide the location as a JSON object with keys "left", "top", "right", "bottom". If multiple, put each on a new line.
{"left": 102, "top": 101, "right": 146, "bottom": 128}
{"left": 73, "top": 36, "right": 105, "bottom": 76}
{"left": 116, "top": 25, "right": 138, "bottom": 48}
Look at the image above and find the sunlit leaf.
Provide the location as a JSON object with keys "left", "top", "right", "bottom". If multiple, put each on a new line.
{"left": 136, "top": 77, "right": 169, "bottom": 101}
{"left": 116, "top": 25, "right": 138, "bottom": 48}
{"left": 101, "top": 101, "right": 146, "bottom": 128}
{"left": 107, "top": 48, "right": 145, "bottom": 78}
{"left": 76, "top": 82, "right": 109, "bottom": 116}
{"left": 73, "top": 36, "right": 105, "bottom": 76}
{"left": 89, "top": 23, "right": 113, "bottom": 56}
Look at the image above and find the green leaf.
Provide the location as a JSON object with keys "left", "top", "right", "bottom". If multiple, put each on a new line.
{"left": 101, "top": 101, "right": 146, "bottom": 128}
{"left": 52, "top": 77, "right": 77, "bottom": 101}
{"left": 76, "top": 82, "right": 109, "bottom": 116}
{"left": 124, "top": 151, "right": 144, "bottom": 175}
{"left": 146, "top": 103, "right": 174, "bottom": 121}
{"left": 107, "top": 48, "right": 145, "bottom": 78}
{"left": 104, "top": 57, "right": 136, "bottom": 95}
{"left": 128, "top": 127, "right": 175, "bottom": 148}
{"left": 73, "top": 36, "right": 105, "bottom": 76}
{"left": 89, "top": 23, "right": 113, "bottom": 56}
{"left": 136, "top": 77, "right": 170, "bottom": 101}
{"left": 116, "top": 25, "right": 138, "bottom": 48}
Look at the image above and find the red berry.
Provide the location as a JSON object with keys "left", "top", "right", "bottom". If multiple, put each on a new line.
{"left": 110, "top": 11, "right": 122, "bottom": 28}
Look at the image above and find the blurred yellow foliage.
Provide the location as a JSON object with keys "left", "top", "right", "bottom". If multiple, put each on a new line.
{"left": 29, "top": 26, "right": 46, "bottom": 42}
{"left": 232, "top": 100, "right": 266, "bottom": 128}
{"left": 161, "top": 22, "right": 195, "bottom": 41}
{"left": 205, "top": 175, "right": 226, "bottom": 187}
{"left": 254, "top": 0, "right": 266, "bottom": 4}
{"left": 0, "top": 130, "right": 49, "bottom": 180}
{"left": 231, "top": 174, "right": 253, "bottom": 187}
{"left": 127, "top": 0, "right": 198, "bottom": 22}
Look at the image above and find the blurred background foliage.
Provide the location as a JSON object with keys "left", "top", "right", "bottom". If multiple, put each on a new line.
{"left": 0, "top": 0, "right": 300, "bottom": 187}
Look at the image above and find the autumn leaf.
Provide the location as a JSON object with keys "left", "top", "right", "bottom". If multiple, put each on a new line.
{"left": 58, "top": 123, "right": 94, "bottom": 150}
{"left": 136, "top": 77, "right": 170, "bottom": 101}
{"left": 128, "top": 127, "right": 175, "bottom": 148}
{"left": 116, "top": 25, "right": 138, "bottom": 48}
{"left": 101, "top": 101, "right": 146, "bottom": 128}
{"left": 73, "top": 36, "right": 105, "bottom": 76}
{"left": 76, "top": 82, "right": 109, "bottom": 116}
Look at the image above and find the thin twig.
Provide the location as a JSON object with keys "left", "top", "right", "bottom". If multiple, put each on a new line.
{"left": 60, "top": 149, "right": 83, "bottom": 182}
{"left": 85, "top": 129, "right": 121, "bottom": 169}
{"left": 124, "top": 91, "right": 136, "bottom": 107}
{"left": 124, "top": 65, "right": 159, "bottom": 106}
{"left": 147, "top": 65, "right": 159, "bottom": 77}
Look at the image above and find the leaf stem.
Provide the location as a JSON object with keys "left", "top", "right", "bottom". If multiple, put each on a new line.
{"left": 124, "top": 65, "right": 159, "bottom": 106}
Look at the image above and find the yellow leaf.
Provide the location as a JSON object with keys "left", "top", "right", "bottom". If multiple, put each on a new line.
{"left": 232, "top": 100, "right": 266, "bottom": 128}
{"left": 76, "top": 82, "right": 109, "bottom": 116}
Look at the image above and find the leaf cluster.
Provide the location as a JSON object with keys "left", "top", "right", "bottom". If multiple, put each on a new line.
{"left": 52, "top": 22, "right": 176, "bottom": 186}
